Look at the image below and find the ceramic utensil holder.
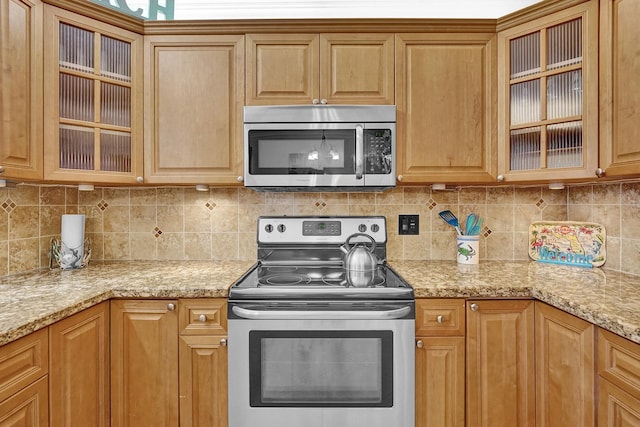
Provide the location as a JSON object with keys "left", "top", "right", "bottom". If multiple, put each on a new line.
{"left": 457, "top": 235, "right": 479, "bottom": 265}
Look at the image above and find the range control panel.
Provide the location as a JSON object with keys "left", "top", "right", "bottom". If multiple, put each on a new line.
{"left": 258, "top": 216, "right": 387, "bottom": 244}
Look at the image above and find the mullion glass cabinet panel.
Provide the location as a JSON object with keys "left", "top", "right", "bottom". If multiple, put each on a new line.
{"left": 547, "top": 19, "right": 582, "bottom": 70}
{"left": 59, "top": 125, "right": 95, "bottom": 170}
{"left": 510, "top": 32, "right": 540, "bottom": 79}
{"left": 59, "top": 23, "right": 94, "bottom": 73}
{"left": 510, "top": 127, "right": 541, "bottom": 171}
{"left": 59, "top": 74, "right": 94, "bottom": 121}
{"left": 101, "top": 35, "right": 131, "bottom": 82}
{"left": 510, "top": 79, "right": 541, "bottom": 125}
{"left": 547, "top": 121, "right": 582, "bottom": 168}
{"left": 100, "top": 130, "right": 131, "bottom": 172}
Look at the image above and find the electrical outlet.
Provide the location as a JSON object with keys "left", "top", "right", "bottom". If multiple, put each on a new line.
{"left": 399, "top": 215, "right": 419, "bottom": 235}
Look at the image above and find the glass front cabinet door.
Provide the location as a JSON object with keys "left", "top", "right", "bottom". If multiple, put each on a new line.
{"left": 497, "top": 1, "right": 598, "bottom": 182}
{"left": 43, "top": 6, "right": 143, "bottom": 183}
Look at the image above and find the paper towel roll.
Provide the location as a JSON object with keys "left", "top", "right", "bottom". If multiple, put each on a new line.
{"left": 61, "top": 214, "right": 85, "bottom": 269}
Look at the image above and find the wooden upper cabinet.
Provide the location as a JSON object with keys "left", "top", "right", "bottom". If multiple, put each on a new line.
{"left": 395, "top": 33, "right": 497, "bottom": 184}
{"left": 0, "top": 0, "right": 43, "bottom": 181}
{"left": 497, "top": 0, "right": 599, "bottom": 183}
{"left": 144, "top": 34, "right": 244, "bottom": 184}
{"left": 246, "top": 33, "right": 394, "bottom": 105}
{"left": 43, "top": 5, "right": 144, "bottom": 184}
{"left": 599, "top": 0, "right": 640, "bottom": 178}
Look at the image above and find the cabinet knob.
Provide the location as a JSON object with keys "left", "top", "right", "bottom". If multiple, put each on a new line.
{"left": 397, "top": 175, "right": 403, "bottom": 182}
{"left": 416, "top": 340, "right": 424, "bottom": 349}
{"left": 470, "top": 303, "right": 479, "bottom": 312}
{"left": 236, "top": 175, "right": 244, "bottom": 182}
{"left": 320, "top": 99, "right": 327, "bottom": 105}
{"left": 436, "top": 315, "right": 445, "bottom": 324}
{"left": 0, "top": 165, "right": 4, "bottom": 174}
{"left": 312, "top": 99, "right": 319, "bottom": 105}
{"left": 167, "top": 303, "right": 175, "bottom": 311}
{"left": 220, "top": 338, "right": 227, "bottom": 347}
{"left": 198, "top": 314, "right": 207, "bottom": 322}
{"left": 136, "top": 176, "right": 144, "bottom": 183}
{"left": 496, "top": 175, "right": 504, "bottom": 182}
{"left": 595, "top": 168, "right": 605, "bottom": 178}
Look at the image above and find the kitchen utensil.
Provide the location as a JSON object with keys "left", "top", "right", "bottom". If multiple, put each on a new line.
{"left": 439, "top": 210, "right": 462, "bottom": 235}
{"left": 339, "top": 233, "right": 380, "bottom": 287}
{"left": 465, "top": 213, "right": 483, "bottom": 236}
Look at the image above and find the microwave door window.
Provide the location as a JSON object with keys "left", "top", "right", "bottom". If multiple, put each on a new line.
{"left": 249, "top": 130, "right": 356, "bottom": 175}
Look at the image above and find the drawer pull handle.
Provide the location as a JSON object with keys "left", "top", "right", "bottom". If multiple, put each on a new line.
{"left": 416, "top": 340, "right": 424, "bottom": 349}
{"left": 436, "top": 315, "right": 445, "bottom": 324}
{"left": 167, "top": 303, "right": 175, "bottom": 311}
{"left": 198, "top": 314, "right": 207, "bottom": 322}
{"left": 470, "top": 303, "right": 479, "bottom": 312}
{"left": 220, "top": 338, "right": 227, "bottom": 347}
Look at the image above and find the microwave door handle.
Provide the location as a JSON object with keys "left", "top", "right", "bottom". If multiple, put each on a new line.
{"left": 232, "top": 305, "right": 411, "bottom": 320}
{"left": 355, "top": 125, "right": 364, "bottom": 179}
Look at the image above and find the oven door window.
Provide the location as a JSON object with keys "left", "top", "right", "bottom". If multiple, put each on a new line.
{"left": 249, "top": 330, "right": 393, "bottom": 407}
{"left": 248, "top": 129, "right": 356, "bottom": 175}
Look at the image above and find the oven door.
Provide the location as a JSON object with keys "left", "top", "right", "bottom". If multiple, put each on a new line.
{"left": 228, "top": 301, "right": 415, "bottom": 427}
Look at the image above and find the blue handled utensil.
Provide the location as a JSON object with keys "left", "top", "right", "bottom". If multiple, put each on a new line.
{"left": 438, "top": 210, "right": 463, "bottom": 235}
{"left": 465, "top": 213, "right": 483, "bottom": 236}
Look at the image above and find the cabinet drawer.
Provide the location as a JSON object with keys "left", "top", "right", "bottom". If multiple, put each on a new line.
{"left": 598, "top": 328, "right": 640, "bottom": 400}
{"left": 0, "top": 328, "right": 48, "bottom": 403}
{"left": 416, "top": 299, "right": 465, "bottom": 336}
{"left": 179, "top": 299, "right": 227, "bottom": 336}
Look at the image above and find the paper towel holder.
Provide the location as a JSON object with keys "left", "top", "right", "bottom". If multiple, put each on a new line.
{"left": 49, "top": 237, "right": 92, "bottom": 270}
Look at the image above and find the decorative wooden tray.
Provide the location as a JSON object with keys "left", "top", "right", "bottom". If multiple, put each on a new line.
{"left": 528, "top": 221, "right": 606, "bottom": 268}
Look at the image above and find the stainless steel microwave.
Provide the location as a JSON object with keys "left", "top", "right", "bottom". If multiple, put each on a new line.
{"left": 243, "top": 105, "right": 396, "bottom": 191}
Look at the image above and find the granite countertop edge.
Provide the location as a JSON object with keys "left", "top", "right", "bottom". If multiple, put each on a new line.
{"left": 1, "top": 260, "right": 639, "bottom": 346}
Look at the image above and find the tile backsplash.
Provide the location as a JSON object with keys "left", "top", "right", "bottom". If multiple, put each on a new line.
{"left": 1, "top": 182, "right": 639, "bottom": 277}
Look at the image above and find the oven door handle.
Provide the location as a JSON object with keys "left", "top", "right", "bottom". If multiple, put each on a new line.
{"left": 231, "top": 305, "right": 411, "bottom": 320}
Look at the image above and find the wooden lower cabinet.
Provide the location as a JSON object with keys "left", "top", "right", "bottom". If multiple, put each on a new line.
{"left": 466, "top": 299, "right": 535, "bottom": 427}
{"left": 599, "top": 380, "right": 640, "bottom": 426}
{"left": 598, "top": 328, "right": 640, "bottom": 426}
{"left": 535, "top": 302, "right": 595, "bottom": 427}
{"left": 49, "top": 302, "right": 109, "bottom": 427}
{"left": 178, "top": 299, "right": 228, "bottom": 427}
{"left": 416, "top": 337, "right": 465, "bottom": 426}
{"left": 110, "top": 300, "right": 179, "bottom": 427}
{"left": 0, "top": 329, "right": 48, "bottom": 427}
{"left": 179, "top": 336, "right": 228, "bottom": 427}
{"left": 415, "top": 299, "right": 465, "bottom": 427}
{"left": 0, "top": 377, "right": 48, "bottom": 427}
{"left": 110, "top": 298, "right": 228, "bottom": 427}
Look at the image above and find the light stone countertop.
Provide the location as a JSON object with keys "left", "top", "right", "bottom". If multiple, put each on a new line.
{"left": 0, "top": 261, "right": 255, "bottom": 346}
{"left": 1, "top": 260, "right": 639, "bottom": 346}
{"left": 391, "top": 260, "right": 640, "bottom": 344}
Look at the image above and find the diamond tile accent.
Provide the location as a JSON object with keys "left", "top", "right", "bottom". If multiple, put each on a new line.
{"left": 205, "top": 200, "right": 217, "bottom": 210}
{"left": 1, "top": 199, "right": 16, "bottom": 213}
{"left": 536, "top": 198, "right": 547, "bottom": 210}
{"left": 482, "top": 226, "right": 492, "bottom": 238}
{"left": 427, "top": 198, "right": 437, "bottom": 210}
{"left": 153, "top": 227, "right": 163, "bottom": 238}
{"left": 97, "top": 200, "right": 109, "bottom": 211}
{"left": 315, "top": 200, "right": 327, "bottom": 210}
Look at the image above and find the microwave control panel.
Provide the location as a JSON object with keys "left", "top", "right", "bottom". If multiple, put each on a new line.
{"left": 364, "top": 129, "right": 393, "bottom": 174}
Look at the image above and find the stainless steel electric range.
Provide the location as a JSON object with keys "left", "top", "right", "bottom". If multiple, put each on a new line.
{"left": 228, "top": 216, "right": 415, "bottom": 427}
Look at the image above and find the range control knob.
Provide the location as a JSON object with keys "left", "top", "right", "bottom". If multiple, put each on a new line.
{"left": 358, "top": 224, "right": 367, "bottom": 232}
{"left": 265, "top": 224, "right": 274, "bottom": 233}
{"left": 371, "top": 224, "right": 380, "bottom": 233}
{"left": 277, "top": 224, "right": 286, "bottom": 233}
